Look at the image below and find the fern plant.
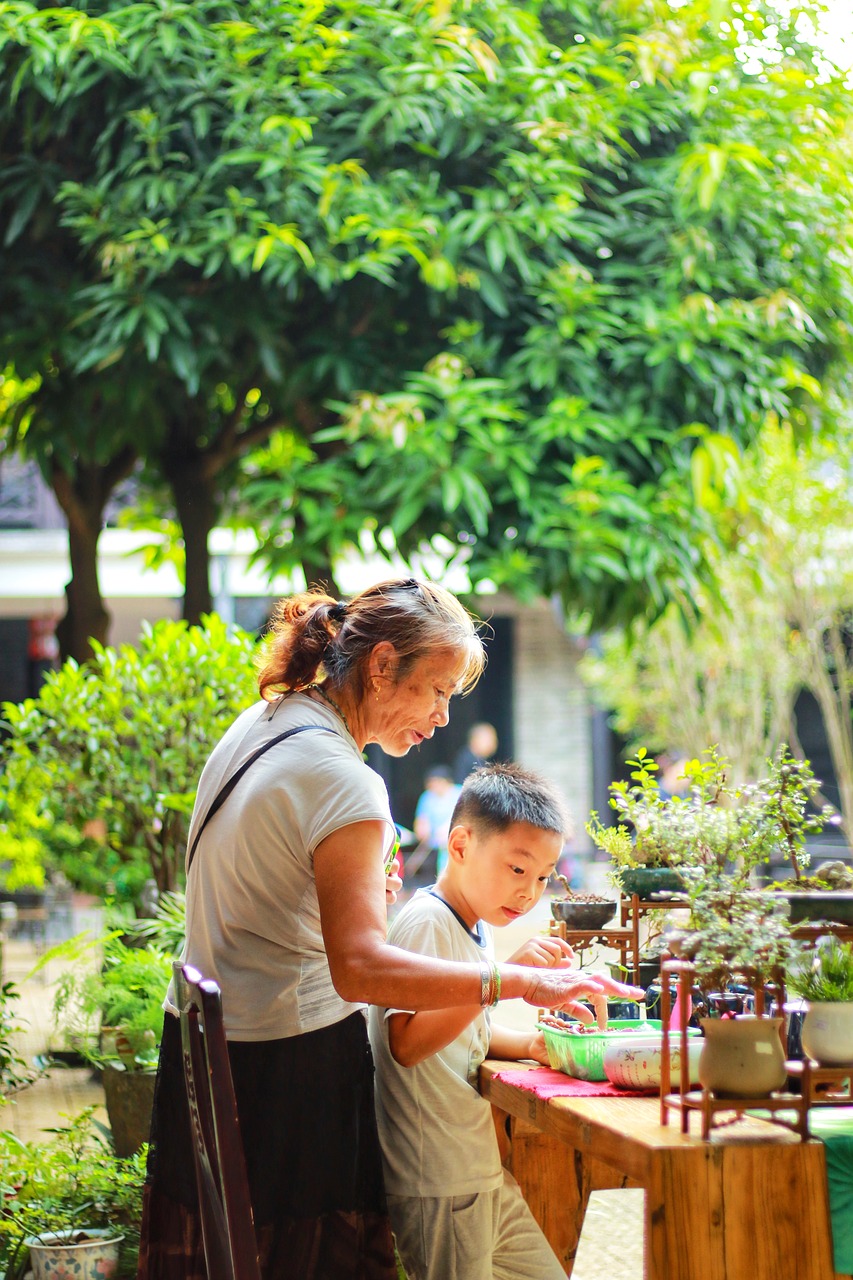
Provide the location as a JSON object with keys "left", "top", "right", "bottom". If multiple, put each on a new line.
{"left": 789, "top": 937, "right": 853, "bottom": 1003}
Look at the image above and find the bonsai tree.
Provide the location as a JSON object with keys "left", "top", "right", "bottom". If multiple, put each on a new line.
{"left": 588, "top": 745, "right": 839, "bottom": 889}
{"left": 586, "top": 748, "right": 750, "bottom": 876}
{"left": 672, "top": 877, "right": 802, "bottom": 1000}
{"left": 0, "top": 616, "right": 258, "bottom": 897}
{"left": 740, "top": 749, "right": 841, "bottom": 886}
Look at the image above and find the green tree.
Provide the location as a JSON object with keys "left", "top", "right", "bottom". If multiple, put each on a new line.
{"left": 579, "top": 551, "right": 805, "bottom": 786}
{"left": 738, "top": 420, "right": 853, "bottom": 839}
{"left": 0, "top": 616, "right": 258, "bottom": 894}
{"left": 579, "top": 418, "right": 853, "bottom": 838}
{"left": 1, "top": 0, "right": 851, "bottom": 659}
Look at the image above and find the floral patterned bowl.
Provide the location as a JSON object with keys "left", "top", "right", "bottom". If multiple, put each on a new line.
{"left": 602, "top": 1034, "right": 702, "bottom": 1090}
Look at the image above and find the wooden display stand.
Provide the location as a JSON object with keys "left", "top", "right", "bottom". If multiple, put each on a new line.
{"left": 658, "top": 958, "right": 810, "bottom": 1140}
{"left": 548, "top": 892, "right": 688, "bottom": 985}
{"left": 548, "top": 916, "right": 633, "bottom": 977}
{"left": 620, "top": 893, "right": 688, "bottom": 985}
{"left": 787, "top": 1058, "right": 853, "bottom": 1107}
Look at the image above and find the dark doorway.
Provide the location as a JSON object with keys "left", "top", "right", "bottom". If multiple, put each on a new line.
{"left": 365, "top": 615, "right": 515, "bottom": 830}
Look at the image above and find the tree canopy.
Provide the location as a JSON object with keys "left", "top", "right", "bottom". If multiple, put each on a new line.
{"left": 1, "top": 0, "right": 851, "bottom": 659}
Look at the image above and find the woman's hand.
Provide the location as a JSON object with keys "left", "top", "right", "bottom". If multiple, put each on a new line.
{"left": 519, "top": 969, "right": 645, "bottom": 1026}
{"left": 507, "top": 936, "right": 575, "bottom": 969}
{"left": 385, "top": 858, "right": 403, "bottom": 905}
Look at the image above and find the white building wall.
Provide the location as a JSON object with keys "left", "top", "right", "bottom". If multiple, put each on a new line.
{"left": 499, "top": 596, "right": 593, "bottom": 852}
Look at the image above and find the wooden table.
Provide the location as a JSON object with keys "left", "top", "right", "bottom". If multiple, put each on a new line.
{"left": 481, "top": 1060, "right": 839, "bottom": 1280}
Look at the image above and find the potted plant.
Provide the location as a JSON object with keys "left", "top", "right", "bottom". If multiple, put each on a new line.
{"left": 670, "top": 873, "right": 803, "bottom": 1098}
{"left": 743, "top": 750, "right": 848, "bottom": 922}
{"left": 0, "top": 1109, "right": 144, "bottom": 1279}
{"left": 788, "top": 935, "right": 853, "bottom": 1066}
{"left": 587, "top": 748, "right": 747, "bottom": 899}
{"left": 44, "top": 932, "right": 172, "bottom": 1156}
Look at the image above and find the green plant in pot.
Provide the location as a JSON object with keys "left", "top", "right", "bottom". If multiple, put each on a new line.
{"left": 743, "top": 749, "right": 847, "bottom": 921}
{"left": 0, "top": 1109, "right": 144, "bottom": 1280}
{"left": 671, "top": 873, "right": 803, "bottom": 1098}
{"left": 788, "top": 936, "right": 853, "bottom": 1067}
{"left": 587, "top": 748, "right": 746, "bottom": 900}
{"left": 44, "top": 932, "right": 172, "bottom": 1155}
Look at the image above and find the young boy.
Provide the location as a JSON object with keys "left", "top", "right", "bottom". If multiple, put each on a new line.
{"left": 369, "top": 763, "right": 637, "bottom": 1280}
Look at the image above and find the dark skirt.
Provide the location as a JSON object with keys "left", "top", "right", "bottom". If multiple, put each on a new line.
{"left": 136, "top": 1011, "right": 396, "bottom": 1280}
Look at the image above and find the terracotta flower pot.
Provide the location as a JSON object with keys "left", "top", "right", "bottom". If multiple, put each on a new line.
{"left": 698, "top": 1015, "right": 787, "bottom": 1098}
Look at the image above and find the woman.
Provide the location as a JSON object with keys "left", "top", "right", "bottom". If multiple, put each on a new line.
{"left": 138, "top": 577, "right": 637, "bottom": 1279}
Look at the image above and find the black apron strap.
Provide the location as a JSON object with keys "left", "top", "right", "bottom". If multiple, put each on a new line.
{"left": 186, "top": 723, "right": 338, "bottom": 871}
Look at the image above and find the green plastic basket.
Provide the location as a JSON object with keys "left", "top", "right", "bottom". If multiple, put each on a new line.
{"left": 539, "top": 1018, "right": 667, "bottom": 1082}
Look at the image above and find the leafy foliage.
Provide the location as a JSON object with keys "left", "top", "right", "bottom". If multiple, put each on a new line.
{"left": 729, "top": 421, "right": 853, "bottom": 841}
{"left": 0, "top": 616, "right": 258, "bottom": 894}
{"left": 47, "top": 934, "right": 171, "bottom": 1067}
{"left": 588, "top": 744, "right": 837, "bottom": 886}
{"left": 789, "top": 936, "right": 853, "bottom": 1004}
{"left": 579, "top": 555, "right": 805, "bottom": 785}
{"left": 0, "top": 1109, "right": 145, "bottom": 1278}
{"left": 674, "top": 881, "right": 801, "bottom": 994}
{"left": 1, "top": 0, "right": 852, "bottom": 653}
{"left": 128, "top": 888, "right": 186, "bottom": 955}
{"left": 579, "top": 417, "right": 853, "bottom": 831}
{"left": 0, "top": 979, "right": 46, "bottom": 1101}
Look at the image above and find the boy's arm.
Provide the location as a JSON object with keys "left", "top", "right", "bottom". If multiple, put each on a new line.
{"left": 488, "top": 1023, "right": 549, "bottom": 1066}
{"left": 388, "top": 1004, "right": 481, "bottom": 1068}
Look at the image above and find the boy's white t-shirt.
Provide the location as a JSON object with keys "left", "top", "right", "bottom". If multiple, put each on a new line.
{"left": 368, "top": 889, "right": 504, "bottom": 1198}
{"left": 172, "top": 693, "right": 396, "bottom": 1041}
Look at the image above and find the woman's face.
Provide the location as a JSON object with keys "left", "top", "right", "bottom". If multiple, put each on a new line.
{"left": 369, "top": 648, "right": 466, "bottom": 757}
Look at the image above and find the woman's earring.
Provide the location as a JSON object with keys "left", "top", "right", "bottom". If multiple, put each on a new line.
{"left": 373, "top": 680, "right": 380, "bottom": 697}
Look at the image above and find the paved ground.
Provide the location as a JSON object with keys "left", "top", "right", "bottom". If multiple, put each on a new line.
{"left": 3, "top": 899, "right": 644, "bottom": 1278}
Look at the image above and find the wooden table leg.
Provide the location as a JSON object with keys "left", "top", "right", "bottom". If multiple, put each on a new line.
{"left": 505, "top": 1114, "right": 635, "bottom": 1273}
{"left": 644, "top": 1140, "right": 835, "bottom": 1280}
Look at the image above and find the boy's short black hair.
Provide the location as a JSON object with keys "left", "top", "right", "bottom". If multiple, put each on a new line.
{"left": 450, "top": 762, "right": 570, "bottom": 838}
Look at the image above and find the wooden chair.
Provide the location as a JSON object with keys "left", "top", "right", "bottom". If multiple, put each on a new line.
{"left": 172, "top": 961, "right": 262, "bottom": 1280}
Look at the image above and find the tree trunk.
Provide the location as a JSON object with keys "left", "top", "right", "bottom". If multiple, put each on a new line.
{"left": 160, "top": 450, "right": 218, "bottom": 625}
{"left": 55, "top": 516, "right": 110, "bottom": 663}
{"left": 300, "top": 555, "right": 341, "bottom": 598}
{"left": 51, "top": 452, "right": 136, "bottom": 663}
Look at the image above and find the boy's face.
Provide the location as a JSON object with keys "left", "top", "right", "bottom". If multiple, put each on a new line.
{"left": 441, "top": 820, "right": 562, "bottom": 931}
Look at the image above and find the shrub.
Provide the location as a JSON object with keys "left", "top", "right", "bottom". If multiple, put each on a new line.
{"left": 0, "top": 615, "right": 258, "bottom": 898}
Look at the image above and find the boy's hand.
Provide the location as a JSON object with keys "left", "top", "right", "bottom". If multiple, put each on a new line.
{"left": 507, "top": 936, "right": 575, "bottom": 969}
{"left": 525, "top": 1030, "right": 550, "bottom": 1066}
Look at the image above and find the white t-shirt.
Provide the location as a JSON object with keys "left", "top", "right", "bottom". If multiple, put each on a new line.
{"left": 173, "top": 693, "right": 396, "bottom": 1040}
{"left": 368, "top": 890, "right": 503, "bottom": 1198}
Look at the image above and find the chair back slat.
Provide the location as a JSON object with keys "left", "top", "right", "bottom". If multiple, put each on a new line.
{"left": 173, "top": 961, "right": 262, "bottom": 1280}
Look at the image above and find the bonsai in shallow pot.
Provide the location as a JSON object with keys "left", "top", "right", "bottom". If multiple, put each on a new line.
{"left": 670, "top": 872, "right": 803, "bottom": 1097}
{"left": 744, "top": 749, "right": 849, "bottom": 921}
{"left": 788, "top": 935, "right": 853, "bottom": 1066}
{"left": 587, "top": 748, "right": 749, "bottom": 900}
